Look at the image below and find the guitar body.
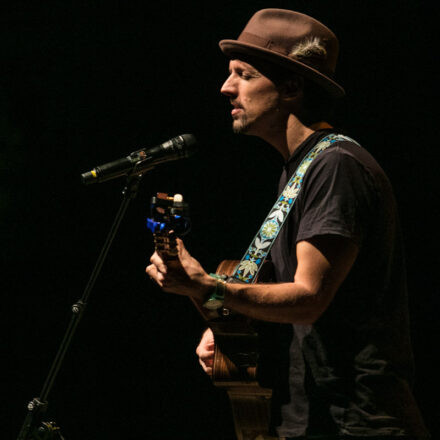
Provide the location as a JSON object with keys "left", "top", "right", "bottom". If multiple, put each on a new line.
{"left": 194, "top": 260, "right": 275, "bottom": 440}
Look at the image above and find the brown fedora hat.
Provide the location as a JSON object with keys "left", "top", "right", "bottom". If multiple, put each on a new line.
{"left": 219, "top": 9, "right": 345, "bottom": 98}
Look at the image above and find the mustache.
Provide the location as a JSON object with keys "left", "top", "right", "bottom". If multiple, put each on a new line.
{"left": 230, "top": 100, "right": 243, "bottom": 109}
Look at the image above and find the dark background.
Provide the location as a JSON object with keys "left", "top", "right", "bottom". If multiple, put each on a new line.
{"left": 1, "top": 1, "right": 438, "bottom": 439}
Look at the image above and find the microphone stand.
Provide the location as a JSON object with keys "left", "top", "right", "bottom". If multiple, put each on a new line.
{"left": 17, "top": 172, "right": 145, "bottom": 440}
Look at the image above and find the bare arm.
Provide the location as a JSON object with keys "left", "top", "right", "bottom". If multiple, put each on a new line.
{"left": 221, "top": 236, "right": 358, "bottom": 324}
{"left": 146, "top": 235, "right": 358, "bottom": 324}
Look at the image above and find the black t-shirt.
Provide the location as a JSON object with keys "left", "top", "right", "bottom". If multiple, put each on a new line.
{"left": 259, "top": 131, "right": 429, "bottom": 439}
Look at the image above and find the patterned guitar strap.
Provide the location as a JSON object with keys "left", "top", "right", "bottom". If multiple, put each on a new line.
{"left": 230, "top": 133, "right": 359, "bottom": 284}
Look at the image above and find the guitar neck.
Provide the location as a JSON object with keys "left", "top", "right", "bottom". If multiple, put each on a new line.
{"left": 153, "top": 232, "right": 178, "bottom": 259}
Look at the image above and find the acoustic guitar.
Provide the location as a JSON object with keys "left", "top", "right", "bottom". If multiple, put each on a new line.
{"left": 147, "top": 193, "right": 274, "bottom": 440}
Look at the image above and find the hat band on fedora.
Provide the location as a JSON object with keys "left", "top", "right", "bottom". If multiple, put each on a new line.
{"left": 239, "top": 32, "right": 288, "bottom": 55}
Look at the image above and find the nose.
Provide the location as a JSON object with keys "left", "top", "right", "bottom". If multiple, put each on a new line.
{"left": 220, "top": 74, "right": 236, "bottom": 98}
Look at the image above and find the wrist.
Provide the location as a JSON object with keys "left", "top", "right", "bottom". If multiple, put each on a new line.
{"left": 202, "top": 273, "right": 228, "bottom": 310}
{"left": 193, "top": 273, "right": 217, "bottom": 301}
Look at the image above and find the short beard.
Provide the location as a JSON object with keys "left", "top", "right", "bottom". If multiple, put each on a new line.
{"left": 232, "top": 115, "right": 250, "bottom": 134}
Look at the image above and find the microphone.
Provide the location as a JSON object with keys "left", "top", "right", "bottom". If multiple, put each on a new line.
{"left": 81, "top": 134, "right": 197, "bottom": 184}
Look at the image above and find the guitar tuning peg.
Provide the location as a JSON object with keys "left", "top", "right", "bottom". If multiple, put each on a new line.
{"left": 173, "top": 194, "right": 183, "bottom": 202}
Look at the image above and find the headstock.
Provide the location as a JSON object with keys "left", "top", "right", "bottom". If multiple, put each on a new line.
{"left": 146, "top": 192, "right": 191, "bottom": 258}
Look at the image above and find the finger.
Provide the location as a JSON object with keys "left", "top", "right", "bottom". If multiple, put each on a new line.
{"left": 198, "top": 347, "right": 215, "bottom": 358}
{"left": 146, "top": 263, "right": 153, "bottom": 275}
{"left": 146, "top": 264, "right": 165, "bottom": 286}
{"left": 149, "top": 255, "right": 167, "bottom": 275}
{"left": 149, "top": 252, "right": 168, "bottom": 274}
{"left": 197, "top": 344, "right": 215, "bottom": 366}
{"left": 196, "top": 343, "right": 215, "bottom": 355}
{"left": 199, "top": 358, "right": 213, "bottom": 375}
{"left": 200, "top": 328, "right": 215, "bottom": 345}
{"left": 200, "top": 354, "right": 214, "bottom": 367}
{"left": 196, "top": 341, "right": 215, "bottom": 356}
{"left": 146, "top": 263, "right": 159, "bottom": 278}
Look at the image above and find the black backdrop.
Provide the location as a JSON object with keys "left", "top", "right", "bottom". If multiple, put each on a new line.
{"left": 2, "top": 1, "right": 438, "bottom": 439}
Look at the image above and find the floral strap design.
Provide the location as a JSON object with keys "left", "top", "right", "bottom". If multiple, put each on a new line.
{"left": 231, "top": 133, "right": 359, "bottom": 283}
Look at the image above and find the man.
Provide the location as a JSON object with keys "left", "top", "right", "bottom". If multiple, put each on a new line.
{"left": 146, "top": 9, "right": 429, "bottom": 440}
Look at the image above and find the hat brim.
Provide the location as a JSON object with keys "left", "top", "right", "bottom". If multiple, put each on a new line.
{"left": 219, "top": 39, "right": 345, "bottom": 98}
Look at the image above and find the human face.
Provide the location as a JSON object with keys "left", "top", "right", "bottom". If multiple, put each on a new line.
{"left": 220, "top": 59, "right": 282, "bottom": 136}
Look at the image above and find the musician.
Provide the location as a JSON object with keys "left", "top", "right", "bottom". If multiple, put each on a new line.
{"left": 146, "top": 9, "right": 430, "bottom": 440}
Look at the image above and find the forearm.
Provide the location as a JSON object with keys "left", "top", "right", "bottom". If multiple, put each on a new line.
{"left": 220, "top": 281, "right": 323, "bottom": 324}
{"left": 215, "top": 236, "right": 359, "bottom": 324}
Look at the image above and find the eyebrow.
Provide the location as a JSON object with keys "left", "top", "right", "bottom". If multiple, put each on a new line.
{"left": 229, "top": 61, "right": 260, "bottom": 76}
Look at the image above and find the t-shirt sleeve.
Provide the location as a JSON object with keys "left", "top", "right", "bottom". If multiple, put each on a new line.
{"left": 295, "top": 145, "right": 375, "bottom": 246}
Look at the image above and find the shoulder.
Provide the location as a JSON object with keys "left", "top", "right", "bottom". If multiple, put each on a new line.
{"left": 310, "top": 133, "right": 383, "bottom": 179}
{"left": 299, "top": 134, "right": 385, "bottom": 205}
{"left": 317, "top": 133, "right": 364, "bottom": 162}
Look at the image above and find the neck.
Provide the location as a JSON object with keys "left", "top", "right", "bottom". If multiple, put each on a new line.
{"left": 267, "top": 118, "right": 333, "bottom": 161}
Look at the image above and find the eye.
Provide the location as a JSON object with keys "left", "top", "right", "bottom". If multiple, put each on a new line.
{"left": 237, "top": 69, "right": 252, "bottom": 80}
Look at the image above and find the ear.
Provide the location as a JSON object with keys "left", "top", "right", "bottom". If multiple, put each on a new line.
{"left": 279, "top": 76, "right": 304, "bottom": 101}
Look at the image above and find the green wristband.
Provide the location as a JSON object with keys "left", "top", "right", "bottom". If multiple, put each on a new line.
{"left": 203, "top": 274, "right": 227, "bottom": 310}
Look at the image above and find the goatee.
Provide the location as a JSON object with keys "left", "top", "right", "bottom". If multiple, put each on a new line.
{"left": 232, "top": 115, "right": 250, "bottom": 134}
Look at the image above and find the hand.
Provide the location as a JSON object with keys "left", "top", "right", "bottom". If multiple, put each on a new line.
{"left": 146, "top": 238, "right": 214, "bottom": 299}
{"left": 196, "top": 328, "right": 215, "bottom": 376}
